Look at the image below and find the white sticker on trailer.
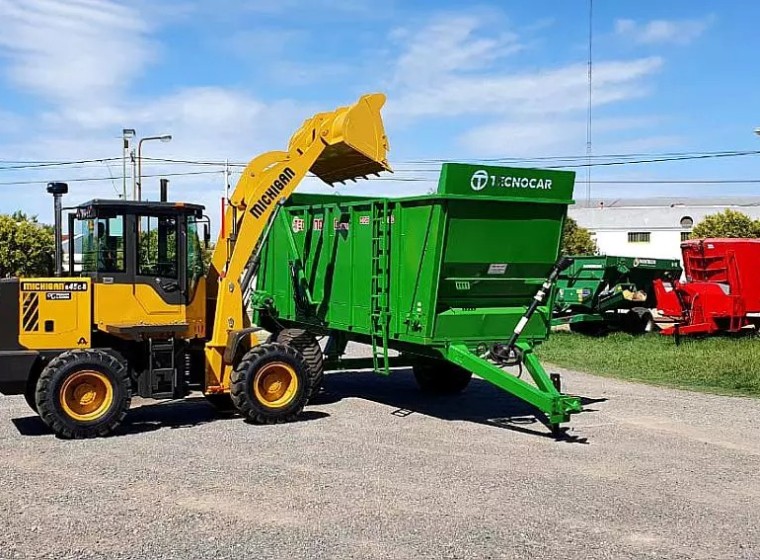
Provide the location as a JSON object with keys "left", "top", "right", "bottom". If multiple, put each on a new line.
{"left": 488, "top": 263, "right": 508, "bottom": 275}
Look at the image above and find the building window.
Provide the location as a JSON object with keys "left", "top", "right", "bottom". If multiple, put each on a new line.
{"left": 681, "top": 231, "right": 692, "bottom": 242}
{"left": 680, "top": 216, "right": 694, "bottom": 228}
{"left": 628, "top": 232, "right": 651, "bottom": 243}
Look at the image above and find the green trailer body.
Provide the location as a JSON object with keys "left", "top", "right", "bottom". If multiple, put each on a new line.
{"left": 553, "top": 255, "right": 683, "bottom": 334}
{"left": 253, "top": 163, "right": 583, "bottom": 432}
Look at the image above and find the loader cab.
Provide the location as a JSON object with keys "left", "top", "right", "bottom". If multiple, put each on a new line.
{"left": 66, "top": 199, "right": 208, "bottom": 305}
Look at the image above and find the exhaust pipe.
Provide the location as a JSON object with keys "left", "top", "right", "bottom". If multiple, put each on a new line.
{"left": 160, "top": 178, "right": 169, "bottom": 202}
{"left": 46, "top": 182, "right": 68, "bottom": 277}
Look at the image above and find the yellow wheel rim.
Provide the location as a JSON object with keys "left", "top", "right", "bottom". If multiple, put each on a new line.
{"left": 253, "top": 362, "right": 299, "bottom": 409}
{"left": 59, "top": 370, "right": 114, "bottom": 422}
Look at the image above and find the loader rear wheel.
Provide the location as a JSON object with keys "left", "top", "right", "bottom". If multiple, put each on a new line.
{"left": 24, "top": 382, "right": 38, "bottom": 413}
{"left": 274, "top": 329, "right": 324, "bottom": 398}
{"left": 230, "top": 343, "right": 311, "bottom": 424}
{"left": 35, "top": 349, "right": 131, "bottom": 439}
{"left": 413, "top": 360, "right": 472, "bottom": 394}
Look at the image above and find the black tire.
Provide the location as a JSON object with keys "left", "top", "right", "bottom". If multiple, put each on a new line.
{"left": 24, "top": 383, "right": 38, "bottom": 414}
{"left": 23, "top": 361, "right": 42, "bottom": 413}
{"left": 412, "top": 360, "right": 472, "bottom": 394}
{"left": 623, "top": 308, "right": 654, "bottom": 334}
{"left": 274, "top": 329, "right": 324, "bottom": 399}
{"left": 569, "top": 322, "right": 607, "bottom": 336}
{"left": 35, "top": 349, "right": 131, "bottom": 439}
{"left": 203, "top": 393, "right": 235, "bottom": 413}
{"left": 230, "top": 343, "right": 311, "bottom": 424}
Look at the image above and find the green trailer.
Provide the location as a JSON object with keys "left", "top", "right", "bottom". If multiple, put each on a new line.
{"left": 252, "top": 163, "right": 583, "bottom": 435}
{"left": 553, "top": 255, "right": 683, "bottom": 335}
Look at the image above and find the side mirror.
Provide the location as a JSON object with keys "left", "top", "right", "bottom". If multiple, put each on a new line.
{"left": 203, "top": 224, "right": 210, "bottom": 249}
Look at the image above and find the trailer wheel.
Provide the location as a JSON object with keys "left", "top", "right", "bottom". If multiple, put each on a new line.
{"left": 413, "top": 360, "right": 472, "bottom": 394}
{"left": 623, "top": 308, "right": 654, "bottom": 334}
{"left": 569, "top": 322, "right": 607, "bottom": 336}
{"left": 230, "top": 343, "right": 311, "bottom": 424}
{"left": 35, "top": 349, "right": 131, "bottom": 439}
{"left": 274, "top": 329, "right": 324, "bottom": 398}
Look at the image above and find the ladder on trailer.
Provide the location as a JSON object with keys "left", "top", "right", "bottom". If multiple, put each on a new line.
{"left": 370, "top": 200, "right": 391, "bottom": 374}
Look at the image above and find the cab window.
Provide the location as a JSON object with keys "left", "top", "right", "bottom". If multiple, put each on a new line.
{"left": 80, "top": 216, "right": 126, "bottom": 273}
{"left": 138, "top": 215, "right": 178, "bottom": 278}
{"left": 187, "top": 217, "right": 205, "bottom": 287}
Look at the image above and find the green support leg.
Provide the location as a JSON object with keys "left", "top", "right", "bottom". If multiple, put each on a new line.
{"left": 445, "top": 343, "right": 582, "bottom": 428}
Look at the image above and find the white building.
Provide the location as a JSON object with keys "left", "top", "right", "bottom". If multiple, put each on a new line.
{"left": 570, "top": 197, "right": 760, "bottom": 262}
{"left": 61, "top": 233, "right": 83, "bottom": 273}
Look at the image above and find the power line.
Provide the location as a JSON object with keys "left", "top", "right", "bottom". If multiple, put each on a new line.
{"left": 0, "top": 157, "right": 121, "bottom": 171}
{"left": 4, "top": 149, "right": 760, "bottom": 171}
{"left": 0, "top": 170, "right": 223, "bottom": 186}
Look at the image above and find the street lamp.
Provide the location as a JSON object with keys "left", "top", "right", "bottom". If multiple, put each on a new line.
{"left": 754, "top": 127, "right": 760, "bottom": 136}
{"left": 135, "top": 134, "right": 172, "bottom": 201}
{"left": 121, "top": 128, "right": 135, "bottom": 200}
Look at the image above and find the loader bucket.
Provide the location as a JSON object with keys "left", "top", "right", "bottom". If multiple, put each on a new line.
{"left": 291, "top": 93, "right": 391, "bottom": 185}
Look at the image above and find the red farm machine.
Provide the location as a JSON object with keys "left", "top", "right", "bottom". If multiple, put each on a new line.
{"left": 653, "top": 238, "right": 760, "bottom": 336}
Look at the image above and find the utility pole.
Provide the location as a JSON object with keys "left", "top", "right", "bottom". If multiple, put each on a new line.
{"left": 224, "top": 158, "right": 230, "bottom": 200}
{"left": 122, "top": 128, "right": 135, "bottom": 200}
{"left": 131, "top": 148, "right": 137, "bottom": 201}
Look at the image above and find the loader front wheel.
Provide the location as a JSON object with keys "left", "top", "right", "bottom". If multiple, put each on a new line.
{"left": 413, "top": 360, "right": 472, "bottom": 394}
{"left": 230, "top": 343, "right": 311, "bottom": 424}
{"left": 35, "top": 349, "right": 131, "bottom": 439}
{"left": 274, "top": 329, "right": 324, "bottom": 399}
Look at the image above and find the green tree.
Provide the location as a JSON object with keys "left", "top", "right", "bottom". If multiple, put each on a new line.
{"left": 0, "top": 212, "right": 55, "bottom": 277}
{"left": 202, "top": 242, "right": 214, "bottom": 273}
{"left": 691, "top": 209, "right": 760, "bottom": 239}
{"left": 561, "top": 216, "right": 597, "bottom": 256}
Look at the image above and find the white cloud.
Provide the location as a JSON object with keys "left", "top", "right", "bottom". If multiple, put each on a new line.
{"left": 0, "top": 85, "right": 332, "bottom": 227}
{"left": 0, "top": 0, "right": 156, "bottom": 105}
{"left": 614, "top": 16, "right": 713, "bottom": 46}
{"left": 392, "top": 14, "right": 523, "bottom": 88}
{"left": 389, "top": 57, "right": 662, "bottom": 119}
{"left": 387, "top": 14, "right": 662, "bottom": 121}
{"left": 459, "top": 116, "right": 665, "bottom": 157}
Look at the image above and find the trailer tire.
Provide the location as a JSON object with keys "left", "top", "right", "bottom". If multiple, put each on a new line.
{"left": 413, "top": 360, "right": 472, "bottom": 394}
{"left": 624, "top": 308, "right": 654, "bottom": 334}
{"left": 230, "top": 343, "right": 311, "bottom": 424}
{"left": 569, "top": 322, "right": 607, "bottom": 336}
{"left": 274, "top": 329, "right": 324, "bottom": 398}
{"left": 35, "top": 349, "right": 131, "bottom": 439}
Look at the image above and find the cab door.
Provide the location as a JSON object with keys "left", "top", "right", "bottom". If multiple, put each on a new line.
{"left": 132, "top": 213, "right": 187, "bottom": 318}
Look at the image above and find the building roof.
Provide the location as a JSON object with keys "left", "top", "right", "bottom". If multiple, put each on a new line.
{"left": 572, "top": 196, "right": 760, "bottom": 209}
{"left": 570, "top": 199, "right": 760, "bottom": 231}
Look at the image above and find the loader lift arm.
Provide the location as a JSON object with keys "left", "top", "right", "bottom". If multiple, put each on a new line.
{"left": 204, "top": 93, "right": 391, "bottom": 392}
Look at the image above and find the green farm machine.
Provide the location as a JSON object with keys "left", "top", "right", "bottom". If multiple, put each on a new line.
{"left": 553, "top": 255, "right": 683, "bottom": 335}
{"left": 252, "top": 163, "right": 584, "bottom": 436}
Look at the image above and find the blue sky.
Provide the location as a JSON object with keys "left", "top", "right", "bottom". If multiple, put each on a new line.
{"left": 0, "top": 0, "right": 759, "bottom": 224}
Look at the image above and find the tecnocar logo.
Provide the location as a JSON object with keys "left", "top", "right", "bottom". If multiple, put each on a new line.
{"left": 470, "top": 169, "right": 488, "bottom": 191}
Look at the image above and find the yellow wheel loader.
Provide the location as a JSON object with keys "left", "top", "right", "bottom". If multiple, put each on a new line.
{"left": 0, "top": 93, "right": 390, "bottom": 438}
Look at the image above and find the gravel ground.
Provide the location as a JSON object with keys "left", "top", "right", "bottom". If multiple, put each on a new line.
{"left": 1, "top": 350, "right": 759, "bottom": 560}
